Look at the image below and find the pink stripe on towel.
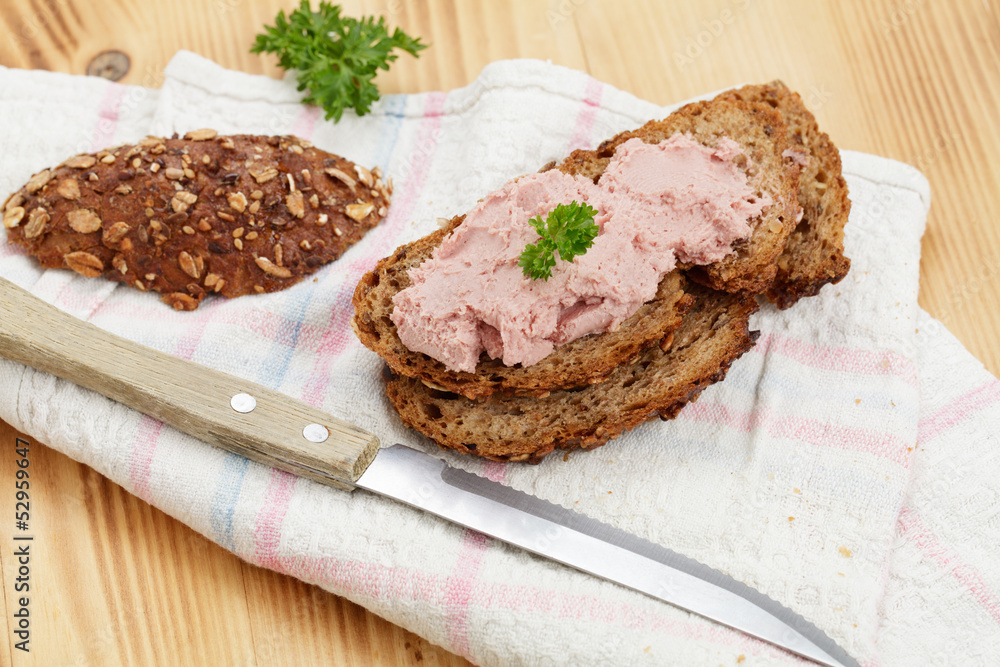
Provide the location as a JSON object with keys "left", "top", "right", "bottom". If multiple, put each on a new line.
{"left": 755, "top": 334, "right": 918, "bottom": 387}
{"left": 253, "top": 468, "right": 298, "bottom": 571}
{"left": 898, "top": 506, "right": 1000, "bottom": 625}
{"left": 681, "top": 402, "right": 913, "bottom": 466}
{"left": 917, "top": 380, "right": 1000, "bottom": 443}
{"left": 291, "top": 104, "right": 322, "bottom": 139}
{"left": 444, "top": 530, "right": 491, "bottom": 659}
{"left": 127, "top": 416, "right": 164, "bottom": 502}
{"left": 567, "top": 77, "right": 604, "bottom": 152}
{"left": 92, "top": 82, "right": 127, "bottom": 152}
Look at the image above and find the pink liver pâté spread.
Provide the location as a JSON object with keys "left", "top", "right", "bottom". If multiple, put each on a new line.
{"left": 391, "top": 134, "right": 771, "bottom": 373}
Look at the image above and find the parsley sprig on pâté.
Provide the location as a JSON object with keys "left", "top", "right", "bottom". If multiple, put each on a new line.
{"left": 519, "top": 201, "right": 600, "bottom": 281}
{"left": 252, "top": 1, "right": 428, "bottom": 121}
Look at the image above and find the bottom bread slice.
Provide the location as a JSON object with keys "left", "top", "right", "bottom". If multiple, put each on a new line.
{"left": 383, "top": 284, "right": 759, "bottom": 462}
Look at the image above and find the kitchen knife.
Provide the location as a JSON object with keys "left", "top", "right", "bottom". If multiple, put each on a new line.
{"left": 0, "top": 276, "right": 856, "bottom": 667}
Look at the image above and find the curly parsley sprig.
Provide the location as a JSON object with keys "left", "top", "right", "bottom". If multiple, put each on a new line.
{"left": 518, "top": 201, "right": 600, "bottom": 281}
{"left": 252, "top": 1, "right": 428, "bottom": 122}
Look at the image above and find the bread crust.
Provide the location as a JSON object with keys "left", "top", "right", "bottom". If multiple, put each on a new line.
{"left": 4, "top": 132, "right": 390, "bottom": 309}
{"left": 714, "top": 81, "right": 852, "bottom": 308}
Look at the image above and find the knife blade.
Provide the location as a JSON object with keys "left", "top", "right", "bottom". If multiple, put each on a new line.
{"left": 0, "top": 276, "right": 856, "bottom": 666}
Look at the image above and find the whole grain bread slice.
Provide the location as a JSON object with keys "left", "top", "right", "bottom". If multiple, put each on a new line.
{"left": 352, "top": 98, "right": 796, "bottom": 399}
{"left": 556, "top": 98, "right": 802, "bottom": 294}
{"left": 713, "top": 81, "right": 852, "bottom": 308}
{"left": 352, "top": 214, "right": 693, "bottom": 400}
{"left": 383, "top": 284, "right": 759, "bottom": 462}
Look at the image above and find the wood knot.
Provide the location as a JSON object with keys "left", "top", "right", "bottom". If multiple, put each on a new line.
{"left": 86, "top": 50, "right": 130, "bottom": 81}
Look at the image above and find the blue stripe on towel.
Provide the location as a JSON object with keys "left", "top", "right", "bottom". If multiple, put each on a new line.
{"left": 210, "top": 452, "right": 250, "bottom": 551}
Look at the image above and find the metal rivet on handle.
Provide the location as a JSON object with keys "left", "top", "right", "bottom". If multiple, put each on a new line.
{"left": 231, "top": 393, "right": 256, "bottom": 413}
{"left": 303, "top": 423, "right": 329, "bottom": 443}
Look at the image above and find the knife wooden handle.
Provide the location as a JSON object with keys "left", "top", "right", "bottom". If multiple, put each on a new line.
{"left": 0, "top": 276, "right": 379, "bottom": 490}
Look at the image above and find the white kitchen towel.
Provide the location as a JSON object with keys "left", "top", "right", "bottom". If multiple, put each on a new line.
{"left": 1, "top": 52, "right": 997, "bottom": 665}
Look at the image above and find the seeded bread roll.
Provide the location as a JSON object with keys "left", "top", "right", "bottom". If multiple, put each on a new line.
{"left": 554, "top": 98, "right": 802, "bottom": 294}
{"left": 3, "top": 131, "right": 391, "bottom": 310}
{"left": 383, "top": 284, "right": 758, "bottom": 462}
{"left": 352, "top": 98, "right": 796, "bottom": 399}
{"left": 352, "top": 214, "right": 693, "bottom": 400}
{"left": 714, "top": 81, "right": 851, "bottom": 308}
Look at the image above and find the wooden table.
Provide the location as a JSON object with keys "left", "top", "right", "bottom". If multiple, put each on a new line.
{"left": 1, "top": 1, "right": 997, "bottom": 664}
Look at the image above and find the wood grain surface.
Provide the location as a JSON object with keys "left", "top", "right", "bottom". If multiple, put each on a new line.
{"left": 0, "top": 1, "right": 997, "bottom": 665}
